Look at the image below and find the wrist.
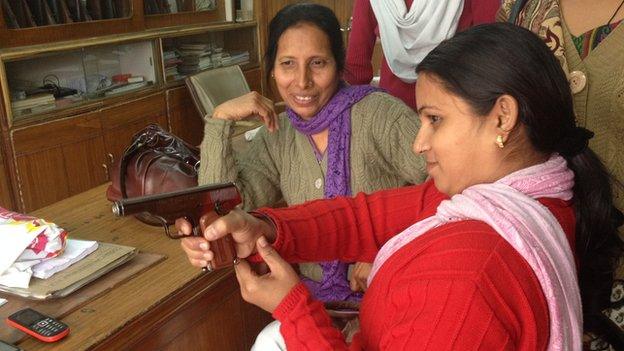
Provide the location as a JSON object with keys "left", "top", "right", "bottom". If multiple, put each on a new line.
{"left": 211, "top": 108, "right": 227, "bottom": 120}
{"left": 250, "top": 211, "right": 277, "bottom": 244}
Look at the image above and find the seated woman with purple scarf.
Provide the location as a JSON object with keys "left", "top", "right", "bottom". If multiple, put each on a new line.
{"left": 194, "top": 3, "right": 426, "bottom": 304}
{"left": 182, "top": 23, "right": 622, "bottom": 349}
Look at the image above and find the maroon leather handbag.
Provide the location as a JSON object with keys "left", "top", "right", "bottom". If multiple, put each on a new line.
{"left": 106, "top": 124, "right": 200, "bottom": 225}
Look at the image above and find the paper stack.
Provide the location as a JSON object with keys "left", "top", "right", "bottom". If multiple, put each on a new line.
{"left": 32, "top": 239, "right": 98, "bottom": 279}
{"left": 11, "top": 93, "right": 56, "bottom": 117}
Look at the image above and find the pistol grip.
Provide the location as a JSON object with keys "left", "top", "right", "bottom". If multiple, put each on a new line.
{"left": 205, "top": 235, "right": 238, "bottom": 272}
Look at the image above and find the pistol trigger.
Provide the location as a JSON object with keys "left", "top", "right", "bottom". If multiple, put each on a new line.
{"left": 214, "top": 201, "right": 225, "bottom": 216}
{"left": 184, "top": 216, "right": 200, "bottom": 237}
{"left": 152, "top": 216, "right": 172, "bottom": 238}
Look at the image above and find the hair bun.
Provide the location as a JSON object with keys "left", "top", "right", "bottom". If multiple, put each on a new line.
{"left": 557, "top": 127, "right": 594, "bottom": 157}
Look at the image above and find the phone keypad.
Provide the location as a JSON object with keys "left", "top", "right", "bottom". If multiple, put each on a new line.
{"left": 30, "top": 318, "right": 67, "bottom": 336}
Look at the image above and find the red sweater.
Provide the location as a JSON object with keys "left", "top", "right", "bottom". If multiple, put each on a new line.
{"left": 344, "top": 0, "right": 500, "bottom": 110}
{"left": 259, "top": 180, "right": 576, "bottom": 350}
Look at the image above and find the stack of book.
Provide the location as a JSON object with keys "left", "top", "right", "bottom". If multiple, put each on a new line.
{"left": 103, "top": 81, "right": 150, "bottom": 96}
{"left": 11, "top": 93, "right": 56, "bottom": 117}
{"left": 178, "top": 43, "right": 213, "bottom": 74}
{"left": 222, "top": 50, "right": 249, "bottom": 66}
{"left": 163, "top": 50, "right": 183, "bottom": 80}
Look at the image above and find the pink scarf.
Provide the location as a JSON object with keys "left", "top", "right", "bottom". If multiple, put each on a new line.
{"left": 369, "top": 155, "right": 582, "bottom": 350}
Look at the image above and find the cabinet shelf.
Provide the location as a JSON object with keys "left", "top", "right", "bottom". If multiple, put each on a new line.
{"left": 160, "top": 23, "right": 258, "bottom": 83}
{"left": 3, "top": 39, "right": 160, "bottom": 126}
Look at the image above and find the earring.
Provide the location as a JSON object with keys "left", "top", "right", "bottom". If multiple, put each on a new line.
{"left": 496, "top": 135, "right": 505, "bottom": 149}
{"left": 271, "top": 72, "right": 275, "bottom": 79}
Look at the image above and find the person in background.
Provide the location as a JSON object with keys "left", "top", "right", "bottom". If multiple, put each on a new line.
{"left": 344, "top": 0, "right": 500, "bottom": 110}
{"left": 180, "top": 23, "right": 622, "bottom": 350}
{"left": 197, "top": 3, "right": 426, "bottom": 305}
{"left": 498, "top": 0, "right": 624, "bottom": 346}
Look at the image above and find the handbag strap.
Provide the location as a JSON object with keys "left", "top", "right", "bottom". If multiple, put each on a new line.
{"left": 118, "top": 124, "right": 162, "bottom": 198}
{"left": 119, "top": 136, "right": 146, "bottom": 199}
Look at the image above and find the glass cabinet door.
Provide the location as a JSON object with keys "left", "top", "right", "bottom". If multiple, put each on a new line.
{"left": 161, "top": 24, "right": 257, "bottom": 83}
{"left": 2, "top": 0, "right": 132, "bottom": 29}
{"left": 4, "top": 39, "right": 158, "bottom": 124}
{"left": 83, "top": 41, "right": 157, "bottom": 98}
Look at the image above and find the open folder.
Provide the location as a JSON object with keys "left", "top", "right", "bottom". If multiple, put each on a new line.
{"left": 0, "top": 242, "right": 136, "bottom": 300}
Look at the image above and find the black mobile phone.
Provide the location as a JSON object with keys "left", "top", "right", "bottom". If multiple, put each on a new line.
{"left": 5, "top": 308, "right": 70, "bottom": 343}
{"left": 0, "top": 340, "right": 22, "bottom": 351}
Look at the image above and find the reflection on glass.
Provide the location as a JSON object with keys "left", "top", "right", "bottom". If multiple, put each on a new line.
{"left": 6, "top": 40, "right": 157, "bottom": 120}
{"left": 143, "top": 0, "right": 215, "bottom": 15}
{"left": 2, "top": 0, "right": 133, "bottom": 29}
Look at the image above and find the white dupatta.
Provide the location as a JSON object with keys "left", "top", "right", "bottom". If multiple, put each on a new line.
{"left": 370, "top": 0, "right": 464, "bottom": 83}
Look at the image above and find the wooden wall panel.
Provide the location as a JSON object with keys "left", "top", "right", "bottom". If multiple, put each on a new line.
{"left": 15, "top": 148, "right": 69, "bottom": 211}
{"left": 166, "top": 86, "right": 205, "bottom": 146}
{"left": 63, "top": 137, "right": 108, "bottom": 194}
{"left": 244, "top": 67, "right": 263, "bottom": 94}
{"left": 101, "top": 93, "right": 168, "bottom": 165}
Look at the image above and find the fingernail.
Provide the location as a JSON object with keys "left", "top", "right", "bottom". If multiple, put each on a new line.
{"left": 203, "top": 252, "right": 213, "bottom": 260}
{"left": 206, "top": 225, "right": 217, "bottom": 240}
{"left": 258, "top": 236, "right": 268, "bottom": 248}
{"left": 200, "top": 242, "right": 208, "bottom": 251}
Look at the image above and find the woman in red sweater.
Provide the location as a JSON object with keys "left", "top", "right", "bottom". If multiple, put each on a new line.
{"left": 179, "top": 23, "right": 621, "bottom": 350}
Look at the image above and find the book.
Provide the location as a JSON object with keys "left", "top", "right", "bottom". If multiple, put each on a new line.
{"left": 0, "top": 242, "right": 137, "bottom": 300}
{"left": 103, "top": 81, "right": 150, "bottom": 96}
{"left": 11, "top": 93, "right": 55, "bottom": 109}
{"left": 127, "top": 76, "right": 144, "bottom": 83}
{"left": 12, "top": 103, "right": 56, "bottom": 117}
{"left": 224, "top": 0, "right": 232, "bottom": 21}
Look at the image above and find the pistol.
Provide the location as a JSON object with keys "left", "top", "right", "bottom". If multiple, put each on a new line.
{"left": 111, "top": 182, "right": 241, "bottom": 272}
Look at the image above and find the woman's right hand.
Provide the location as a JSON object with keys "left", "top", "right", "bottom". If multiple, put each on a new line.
{"left": 212, "top": 92, "right": 279, "bottom": 132}
{"left": 177, "top": 209, "right": 277, "bottom": 268}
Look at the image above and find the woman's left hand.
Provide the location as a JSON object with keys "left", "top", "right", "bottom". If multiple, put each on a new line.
{"left": 234, "top": 236, "right": 300, "bottom": 313}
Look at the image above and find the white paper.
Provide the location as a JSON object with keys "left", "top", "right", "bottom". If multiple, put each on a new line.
{"left": 0, "top": 297, "right": 6, "bottom": 307}
{"left": 0, "top": 223, "right": 42, "bottom": 276}
{"left": 32, "top": 240, "right": 99, "bottom": 279}
{"left": 0, "top": 265, "right": 34, "bottom": 288}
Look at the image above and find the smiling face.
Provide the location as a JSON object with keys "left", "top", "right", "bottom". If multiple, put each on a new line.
{"left": 413, "top": 73, "right": 504, "bottom": 196}
{"left": 272, "top": 22, "right": 340, "bottom": 120}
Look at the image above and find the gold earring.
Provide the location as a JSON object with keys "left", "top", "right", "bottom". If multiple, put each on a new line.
{"left": 496, "top": 135, "right": 505, "bottom": 149}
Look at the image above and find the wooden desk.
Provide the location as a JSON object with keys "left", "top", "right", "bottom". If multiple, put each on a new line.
{"left": 10, "top": 184, "right": 272, "bottom": 350}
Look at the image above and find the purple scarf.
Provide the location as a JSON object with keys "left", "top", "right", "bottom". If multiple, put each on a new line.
{"left": 287, "top": 84, "right": 378, "bottom": 302}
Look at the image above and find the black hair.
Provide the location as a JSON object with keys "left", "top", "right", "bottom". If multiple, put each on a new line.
{"left": 417, "top": 22, "right": 622, "bottom": 334}
{"left": 264, "top": 3, "right": 345, "bottom": 86}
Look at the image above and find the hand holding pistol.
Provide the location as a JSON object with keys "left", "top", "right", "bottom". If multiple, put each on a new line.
{"left": 111, "top": 182, "right": 241, "bottom": 271}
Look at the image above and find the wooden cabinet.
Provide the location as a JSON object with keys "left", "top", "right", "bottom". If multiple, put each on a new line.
{"left": 11, "top": 112, "right": 108, "bottom": 211}
{"left": 0, "top": 4, "right": 264, "bottom": 212}
{"left": 0, "top": 138, "right": 15, "bottom": 209}
{"left": 167, "top": 86, "right": 204, "bottom": 146}
{"left": 8, "top": 93, "right": 170, "bottom": 211}
{"left": 0, "top": 0, "right": 143, "bottom": 48}
{"left": 244, "top": 66, "right": 263, "bottom": 93}
{"left": 101, "top": 93, "right": 168, "bottom": 164}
